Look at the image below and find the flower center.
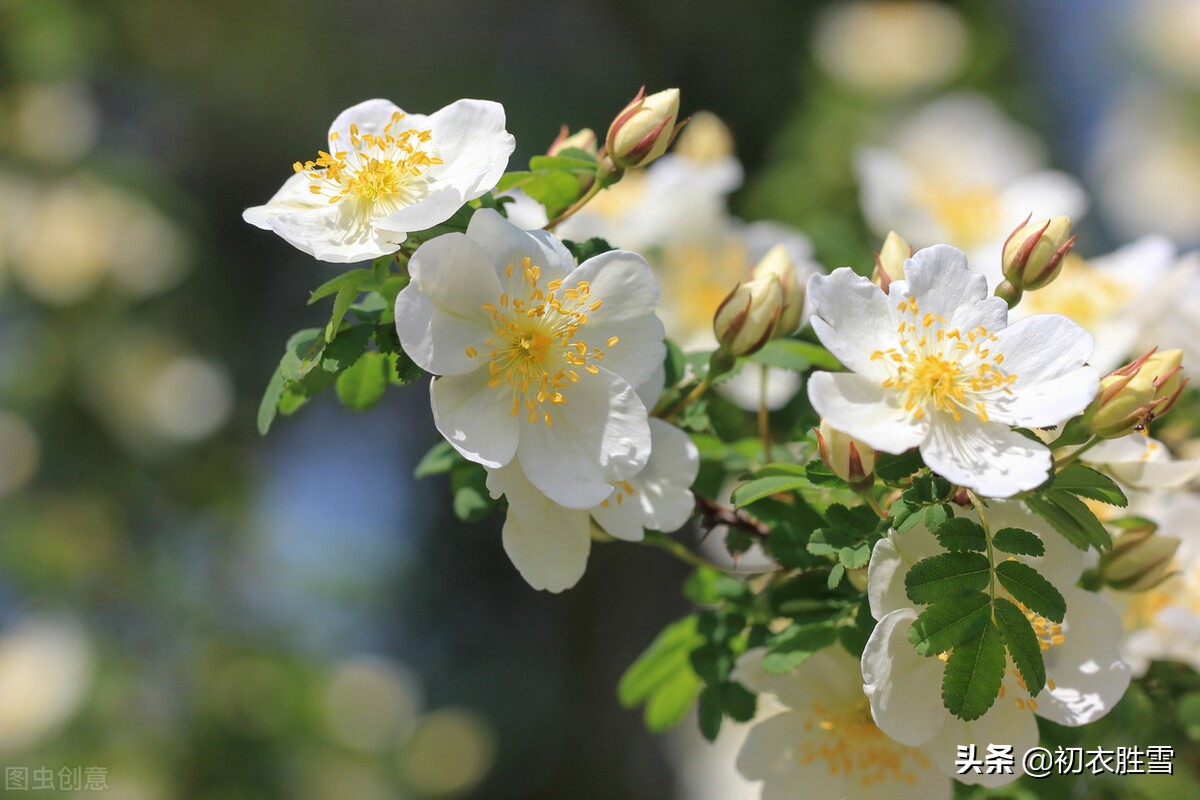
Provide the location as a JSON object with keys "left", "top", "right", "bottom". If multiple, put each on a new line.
{"left": 470, "top": 257, "right": 618, "bottom": 426}
{"left": 598, "top": 480, "right": 635, "bottom": 508}
{"left": 293, "top": 111, "right": 443, "bottom": 209}
{"left": 1019, "top": 255, "right": 1131, "bottom": 328}
{"left": 872, "top": 297, "right": 1017, "bottom": 422}
{"left": 802, "top": 699, "right": 931, "bottom": 787}
{"left": 917, "top": 183, "right": 1001, "bottom": 247}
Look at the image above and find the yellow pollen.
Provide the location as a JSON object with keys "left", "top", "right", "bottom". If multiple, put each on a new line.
{"left": 876, "top": 310, "right": 1017, "bottom": 423}
{"left": 294, "top": 110, "right": 443, "bottom": 208}
{"left": 482, "top": 257, "right": 617, "bottom": 427}
{"left": 798, "top": 698, "right": 929, "bottom": 788}
{"left": 465, "top": 346, "right": 477, "bottom": 358}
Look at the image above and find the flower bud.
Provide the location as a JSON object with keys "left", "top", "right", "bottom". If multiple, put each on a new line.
{"left": 1001, "top": 215, "right": 1076, "bottom": 292}
{"left": 713, "top": 273, "right": 784, "bottom": 357}
{"left": 1087, "top": 348, "right": 1188, "bottom": 438}
{"left": 548, "top": 126, "right": 598, "bottom": 158}
{"left": 873, "top": 231, "right": 911, "bottom": 293}
{"left": 815, "top": 419, "right": 876, "bottom": 491}
{"left": 750, "top": 245, "right": 804, "bottom": 338}
{"left": 674, "top": 110, "right": 733, "bottom": 163}
{"left": 605, "top": 87, "right": 683, "bottom": 170}
{"left": 1098, "top": 526, "right": 1180, "bottom": 592}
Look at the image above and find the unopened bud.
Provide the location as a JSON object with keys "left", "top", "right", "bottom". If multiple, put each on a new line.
{"left": 751, "top": 245, "right": 804, "bottom": 338}
{"left": 815, "top": 419, "right": 876, "bottom": 491}
{"left": 548, "top": 126, "right": 598, "bottom": 158}
{"left": 873, "top": 231, "right": 911, "bottom": 293}
{"left": 1087, "top": 348, "right": 1188, "bottom": 438}
{"left": 1001, "top": 215, "right": 1076, "bottom": 293}
{"left": 605, "top": 87, "right": 683, "bottom": 170}
{"left": 674, "top": 110, "right": 733, "bottom": 163}
{"left": 713, "top": 274, "right": 783, "bottom": 357}
{"left": 1098, "top": 526, "right": 1180, "bottom": 592}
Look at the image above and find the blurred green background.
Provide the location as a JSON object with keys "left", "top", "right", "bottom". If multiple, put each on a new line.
{"left": 2, "top": 0, "right": 1199, "bottom": 798}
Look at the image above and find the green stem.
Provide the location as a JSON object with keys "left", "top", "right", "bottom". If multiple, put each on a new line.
{"left": 643, "top": 531, "right": 724, "bottom": 571}
{"left": 659, "top": 374, "right": 713, "bottom": 422}
{"left": 544, "top": 180, "right": 604, "bottom": 231}
{"left": 864, "top": 493, "right": 887, "bottom": 519}
{"left": 1053, "top": 435, "right": 1102, "bottom": 469}
{"left": 968, "top": 491, "right": 997, "bottom": 606}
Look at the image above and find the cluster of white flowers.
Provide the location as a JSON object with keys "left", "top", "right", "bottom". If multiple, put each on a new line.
{"left": 247, "top": 90, "right": 1200, "bottom": 799}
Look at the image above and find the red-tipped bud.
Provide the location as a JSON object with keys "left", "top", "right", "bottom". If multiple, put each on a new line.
{"left": 1001, "top": 215, "right": 1076, "bottom": 292}
{"left": 1087, "top": 348, "right": 1188, "bottom": 438}
{"left": 605, "top": 87, "right": 682, "bottom": 170}
{"left": 872, "top": 231, "right": 911, "bottom": 293}
{"left": 815, "top": 419, "right": 876, "bottom": 492}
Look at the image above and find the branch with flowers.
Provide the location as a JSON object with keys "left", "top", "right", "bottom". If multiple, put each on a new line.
{"left": 245, "top": 86, "right": 1199, "bottom": 797}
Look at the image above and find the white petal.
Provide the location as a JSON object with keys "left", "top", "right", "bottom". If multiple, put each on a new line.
{"left": 900, "top": 245, "right": 990, "bottom": 324}
{"left": 243, "top": 173, "right": 321, "bottom": 229}
{"left": 592, "top": 418, "right": 699, "bottom": 540}
{"left": 634, "top": 363, "right": 666, "bottom": 411}
{"left": 376, "top": 187, "right": 467, "bottom": 234}
{"left": 862, "top": 609, "right": 946, "bottom": 747}
{"left": 735, "top": 712, "right": 808, "bottom": 782}
{"left": 488, "top": 461, "right": 592, "bottom": 592}
{"left": 396, "top": 232, "right": 503, "bottom": 373}
{"left": 426, "top": 99, "right": 516, "bottom": 200}
{"left": 921, "top": 690, "right": 1038, "bottom": 787}
{"left": 1084, "top": 435, "right": 1200, "bottom": 491}
{"left": 867, "top": 527, "right": 943, "bottom": 619}
{"left": 516, "top": 369, "right": 650, "bottom": 508}
{"left": 807, "top": 371, "right": 926, "bottom": 454}
{"left": 430, "top": 371, "right": 519, "bottom": 468}
{"left": 466, "top": 208, "right": 574, "bottom": 284}
{"left": 807, "top": 267, "right": 897, "bottom": 380}
{"left": 327, "top": 98, "right": 409, "bottom": 147}
{"left": 920, "top": 415, "right": 1051, "bottom": 498}
{"left": 987, "top": 315, "right": 1098, "bottom": 427}
{"left": 984, "top": 500, "right": 1085, "bottom": 587}
{"left": 564, "top": 250, "right": 666, "bottom": 389}
{"left": 1037, "top": 587, "right": 1131, "bottom": 727}
{"left": 998, "top": 169, "right": 1090, "bottom": 226}
{"left": 267, "top": 201, "right": 404, "bottom": 263}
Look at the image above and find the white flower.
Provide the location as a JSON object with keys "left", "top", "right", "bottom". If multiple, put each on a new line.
{"left": 734, "top": 646, "right": 952, "bottom": 800}
{"left": 1013, "top": 236, "right": 1177, "bottom": 372}
{"left": 244, "top": 98, "right": 514, "bottom": 263}
{"left": 807, "top": 245, "right": 1098, "bottom": 497}
{"left": 1081, "top": 434, "right": 1200, "bottom": 492}
{"left": 485, "top": 415, "right": 699, "bottom": 592}
{"left": 395, "top": 209, "right": 665, "bottom": 508}
{"left": 863, "top": 503, "right": 1131, "bottom": 785}
{"left": 1135, "top": 249, "right": 1200, "bottom": 371}
{"left": 855, "top": 94, "right": 1088, "bottom": 286}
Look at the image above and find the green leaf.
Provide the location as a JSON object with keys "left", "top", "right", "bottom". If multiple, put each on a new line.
{"left": 992, "top": 527, "right": 1045, "bottom": 557}
{"left": 514, "top": 169, "right": 585, "bottom": 219}
{"left": 562, "top": 237, "right": 614, "bottom": 264}
{"left": 690, "top": 644, "right": 734, "bottom": 684}
{"left": 874, "top": 450, "right": 924, "bottom": 482}
{"left": 904, "top": 552, "right": 991, "bottom": 604}
{"left": 683, "top": 567, "right": 751, "bottom": 606}
{"left": 697, "top": 685, "right": 723, "bottom": 742}
{"left": 761, "top": 623, "right": 838, "bottom": 674}
{"left": 748, "top": 339, "right": 843, "bottom": 371}
{"left": 993, "top": 597, "right": 1046, "bottom": 698}
{"left": 1048, "top": 489, "right": 1113, "bottom": 550}
{"left": 731, "top": 475, "right": 809, "bottom": 508}
{"left": 257, "top": 364, "right": 287, "bottom": 435}
{"left": 995, "top": 561, "right": 1065, "bottom": 623}
{"left": 450, "top": 463, "right": 493, "bottom": 523}
{"left": 718, "top": 681, "right": 757, "bottom": 722}
{"left": 529, "top": 153, "right": 598, "bottom": 172}
{"left": 325, "top": 284, "right": 361, "bottom": 343}
{"left": 335, "top": 350, "right": 388, "bottom": 411}
{"left": 908, "top": 592, "right": 991, "bottom": 656}
{"left": 923, "top": 503, "right": 953, "bottom": 531}
{"left": 1024, "top": 493, "right": 1089, "bottom": 550}
{"left": 804, "top": 459, "right": 845, "bottom": 487}
{"left": 933, "top": 517, "right": 987, "bottom": 552}
{"left": 662, "top": 338, "right": 687, "bottom": 390}
{"left": 308, "top": 267, "right": 373, "bottom": 305}
{"left": 414, "top": 441, "right": 462, "bottom": 478}
{"left": 941, "top": 620, "right": 1006, "bottom": 721}
{"left": 320, "top": 324, "right": 373, "bottom": 374}
{"left": 827, "top": 562, "right": 845, "bottom": 589}
{"left": 618, "top": 618, "right": 702, "bottom": 706}
{"left": 1053, "top": 464, "right": 1128, "bottom": 508}
{"left": 890, "top": 500, "right": 921, "bottom": 533}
